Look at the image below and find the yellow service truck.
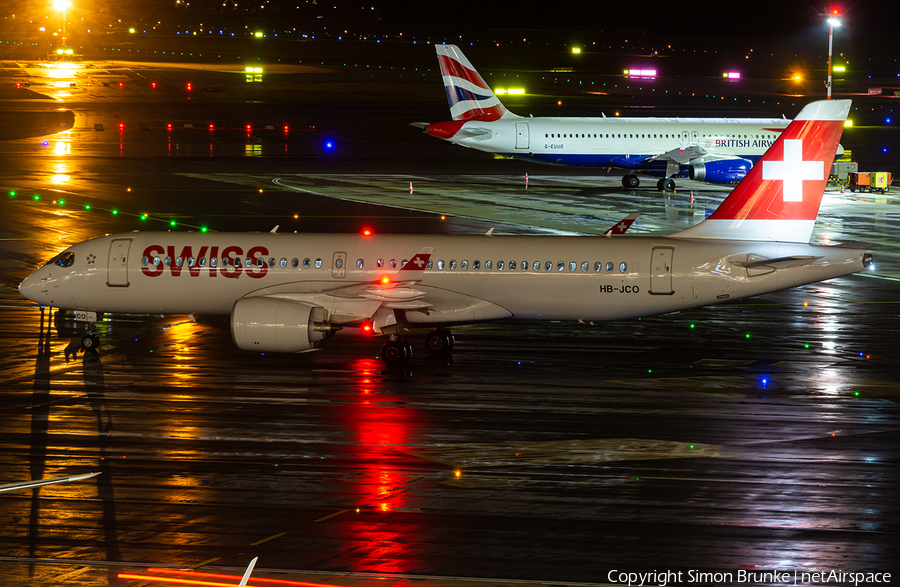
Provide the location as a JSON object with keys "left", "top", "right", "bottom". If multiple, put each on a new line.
{"left": 847, "top": 172, "right": 892, "bottom": 194}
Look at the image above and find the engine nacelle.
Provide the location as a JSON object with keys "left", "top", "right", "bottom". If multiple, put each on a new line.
{"left": 231, "top": 297, "right": 337, "bottom": 353}
{"left": 689, "top": 158, "right": 753, "bottom": 184}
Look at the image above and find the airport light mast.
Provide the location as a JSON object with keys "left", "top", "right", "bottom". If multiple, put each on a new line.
{"left": 824, "top": 8, "right": 841, "bottom": 99}
{"left": 52, "top": 0, "right": 72, "bottom": 53}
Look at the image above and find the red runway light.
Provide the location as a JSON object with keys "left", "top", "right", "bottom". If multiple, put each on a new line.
{"left": 209, "top": 123, "right": 215, "bottom": 130}
{"left": 166, "top": 123, "right": 173, "bottom": 131}
{"left": 361, "top": 228, "right": 372, "bottom": 237}
{"left": 187, "top": 82, "right": 193, "bottom": 91}
{"left": 118, "top": 82, "right": 124, "bottom": 89}
{"left": 151, "top": 81, "right": 157, "bottom": 89}
{"left": 245, "top": 124, "right": 252, "bottom": 131}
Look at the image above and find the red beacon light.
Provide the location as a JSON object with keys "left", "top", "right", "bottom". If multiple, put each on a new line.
{"left": 380, "top": 276, "right": 390, "bottom": 285}
{"left": 118, "top": 81, "right": 124, "bottom": 89}
{"left": 283, "top": 124, "right": 289, "bottom": 132}
{"left": 208, "top": 123, "right": 215, "bottom": 131}
{"left": 361, "top": 228, "right": 373, "bottom": 237}
{"left": 186, "top": 82, "right": 192, "bottom": 91}
{"left": 166, "top": 122, "right": 173, "bottom": 131}
{"left": 151, "top": 81, "right": 157, "bottom": 89}
{"left": 245, "top": 124, "right": 252, "bottom": 132}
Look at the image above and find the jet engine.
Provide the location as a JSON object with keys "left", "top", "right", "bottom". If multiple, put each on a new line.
{"left": 689, "top": 158, "right": 753, "bottom": 184}
{"left": 231, "top": 297, "right": 338, "bottom": 353}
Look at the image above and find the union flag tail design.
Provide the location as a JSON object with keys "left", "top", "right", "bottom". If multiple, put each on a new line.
{"left": 435, "top": 44, "right": 513, "bottom": 122}
{"left": 672, "top": 99, "right": 851, "bottom": 243}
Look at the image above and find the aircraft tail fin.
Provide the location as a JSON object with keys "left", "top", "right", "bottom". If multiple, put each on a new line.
{"left": 238, "top": 557, "right": 258, "bottom": 587}
{"left": 435, "top": 44, "right": 513, "bottom": 122}
{"left": 670, "top": 99, "right": 851, "bottom": 243}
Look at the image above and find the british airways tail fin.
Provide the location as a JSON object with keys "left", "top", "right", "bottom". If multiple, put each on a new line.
{"left": 435, "top": 44, "right": 516, "bottom": 122}
{"left": 670, "top": 99, "right": 851, "bottom": 243}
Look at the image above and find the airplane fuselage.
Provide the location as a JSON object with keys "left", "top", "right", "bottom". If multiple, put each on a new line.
{"left": 21, "top": 232, "right": 870, "bottom": 327}
{"left": 430, "top": 116, "right": 792, "bottom": 172}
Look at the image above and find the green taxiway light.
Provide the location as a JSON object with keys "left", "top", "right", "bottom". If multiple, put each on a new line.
{"left": 112, "top": 209, "right": 118, "bottom": 215}
{"left": 690, "top": 445, "right": 695, "bottom": 449}
{"left": 200, "top": 226, "right": 208, "bottom": 233}
{"left": 170, "top": 219, "right": 177, "bottom": 227}
{"left": 84, "top": 204, "right": 91, "bottom": 210}
{"left": 690, "top": 323, "right": 695, "bottom": 329}
{"left": 745, "top": 333, "right": 751, "bottom": 339}
{"left": 854, "top": 391, "right": 860, "bottom": 397}
{"left": 804, "top": 343, "right": 810, "bottom": 349}
{"left": 141, "top": 214, "right": 148, "bottom": 221}
{"left": 58, "top": 199, "right": 65, "bottom": 206}
{"left": 33, "top": 194, "right": 40, "bottom": 201}
{"left": 8, "top": 191, "right": 15, "bottom": 197}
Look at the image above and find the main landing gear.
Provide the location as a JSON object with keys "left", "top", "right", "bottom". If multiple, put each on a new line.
{"left": 380, "top": 328, "right": 455, "bottom": 367}
{"left": 622, "top": 174, "right": 640, "bottom": 189}
{"left": 657, "top": 178, "right": 676, "bottom": 192}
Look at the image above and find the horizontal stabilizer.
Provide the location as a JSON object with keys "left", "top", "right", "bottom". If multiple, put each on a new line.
{"left": 732, "top": 255, "right": 822, "bottom": 269}
{"left": 410, "top": 122, "right": 429, "bottom": 131}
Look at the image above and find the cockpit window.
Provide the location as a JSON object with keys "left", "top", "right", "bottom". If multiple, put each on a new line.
{"left": 45, "top": 251, "right": 75, "bottom": 268}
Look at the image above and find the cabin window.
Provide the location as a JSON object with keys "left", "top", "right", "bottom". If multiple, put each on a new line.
{"left": 485, "top": 260, "right": 492, "bottom": 270}
{"left": 335, "top": 258, "right": 343, "bottom": 269}
{"left": 357, "top": 259, "right": 364, "bottom": 269}
{"left": 187, "top": 257, "right": 195, "bottom": 267}
{"left": 199, "top": 257, "right": 207, "bottom": 267}
{"left": 389, "top": 259, "right": 397, "bottom": 269}
{"left": 246, "top": 258, "right": 253, "bottom": 268}
{"left": 235, "top": 257, "right": 243, "bottom": 266}
{"left": 450, "top": 260, "right": 457, "bottom": 270}
{"left": 267, "top": 258, "right": 276, "bottom": 268}
{"left": 473, "top": 260, "right": 481, "bottom": 270}
{"left": 461, "top": 260, "right": 468, "bottom": 270}
{"left": 291, "top": 258, "right": 299, "bottom": 268}
{"left": 256, "top": 258, "right": 265, "bottom": 268}
{"left": 164, "top": 256, "right": 172, "bottom": 266}
{"left": 509, "top": 260, "right": 516, "bottom": 270}
{"left": 141, "top": 256, "right": 149, "bottom": 266}
{"left": 498, "top": 261, "right": 504, "bottom": 271}
{"left": 176, "top": 257, "right": 184, "bottom": 267}
{"left": 314, "top": 258, "right": 322, "bottom": 268}
{"left": 594, "top": 261, "right": 602, "bottom": 272}
{"left": 401, "top": 259, "right": 408, "bottom": 268}
{"left": 210, "top": 258, "right": 217, "bottom": 268}
{"left": 280, "top": 258, "right": 288, "bottom": 268}
{"left": 619, "top": 262, "right": 628, "bottom": 272}
{"left": 545, "top": 134, "right": 548, "bottom": 138}
{"left": 569, "top": 262, "right": 576, "bottom": 272}
{"left": 533, "top": 261, "right": 540, "bottom": 271}
{"left": 438, "top": 259, "right": 445, "bottom": 270}
{"left": 521, "top": 260, "right": 527, "bottom": 270}
{"left": 606, "top": 261, "right": 614, "bottom": 272}
{"left": 376, "top": 258, "right": 384, "bottom": 268}
{"left": 557, "top": 261, "right": 564, "bottom": 272}
{"left": 426, "top": 259, "right": 433, "bottom": 269}
{"left": 544, "top": 261, "right": 552, "bottom": 272}
{"left": 221, "top": 257, "right": 229, "bottom": 267}
{"left": 581, "top": 262, "right": 588, "bottom": 272}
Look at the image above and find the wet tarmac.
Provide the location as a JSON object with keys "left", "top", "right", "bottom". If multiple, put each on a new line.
{"left": 1, "top": 57, "right": 899, "bottom": 587}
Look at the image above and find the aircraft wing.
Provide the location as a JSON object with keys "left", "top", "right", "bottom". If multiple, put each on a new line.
{"left": 650, "top": 142, "right": 709, "bottom": 165}
{"left": 1, "top": 471, "right": 101, "bottom": 494}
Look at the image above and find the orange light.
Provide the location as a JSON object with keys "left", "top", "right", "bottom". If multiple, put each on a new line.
{"left": 380, "top": 276, "right": 390, "bottom": 284}
{"left": 293, "top": 214, "right": 299, "bottom": 219}
{"left": 124, "top": 568, "right": 340, "bottom": 587}
{"left": 362, "top": 228, "right": 372, "bottom": 236}
{"left": 363, "top": 324, "right": 372, "bottom": 332}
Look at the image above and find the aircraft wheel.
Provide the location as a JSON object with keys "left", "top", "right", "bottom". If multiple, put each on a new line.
{"left": 382, "top": 339, "right": 410, "bottom": 366}
{"left": 81, "top": 333, "right": 100, "bottom": 351}
{"left": 425, "top": 328, "right": 453, "bottom": 355}
{"left": 622, "top": 175, "right": 640, "bottom": 188}
{"left": 662, "top": 178, "right": 676, "bottom": 192}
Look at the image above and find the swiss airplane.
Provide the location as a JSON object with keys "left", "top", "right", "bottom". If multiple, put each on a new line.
{"left": 20, "top": 99, "right": 871, "bottom": 366}
{"left": 413, "top": 44, "right": 846, "bottom": 192}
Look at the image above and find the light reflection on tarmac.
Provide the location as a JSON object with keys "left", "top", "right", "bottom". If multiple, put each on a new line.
{"left": 0, "top": 60, "right": 899, "bottom": 586}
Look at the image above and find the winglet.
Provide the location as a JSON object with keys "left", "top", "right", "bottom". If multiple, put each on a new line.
{"left": 238, "top": 557, "right": 258, "bottom": 587}
{"left": 603, "top": 213, "right": 639, "bottom": 237}
{"left": 397, "top": 247, "right": 433, "bottom": 281}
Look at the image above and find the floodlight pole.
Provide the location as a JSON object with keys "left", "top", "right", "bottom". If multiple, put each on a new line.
{"left": 826, "top": 21, "right": 834, "bottom": 99}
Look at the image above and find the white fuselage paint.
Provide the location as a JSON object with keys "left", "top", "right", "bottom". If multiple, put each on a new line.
{"left": 446, "top": 117, "right": 793, "bottom": 167}
{"left": 20, "top": 232, "right": 869, "bottom": 326}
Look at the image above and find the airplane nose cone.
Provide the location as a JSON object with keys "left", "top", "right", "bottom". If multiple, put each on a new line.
{"left": 19, "top": 272, "right": 43, "bottom": 304}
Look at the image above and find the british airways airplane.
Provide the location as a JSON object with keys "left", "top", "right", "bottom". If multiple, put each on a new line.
{"left": 19, "top": 100, "right": 871, "bottom": 366}
{"left": 413, "top": 45, "right": 845, "bottom": 192}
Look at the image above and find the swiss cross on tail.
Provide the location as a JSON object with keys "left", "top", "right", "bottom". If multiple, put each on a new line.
{"left": 671, "top": 99, "right": 851, "bottom": 243}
